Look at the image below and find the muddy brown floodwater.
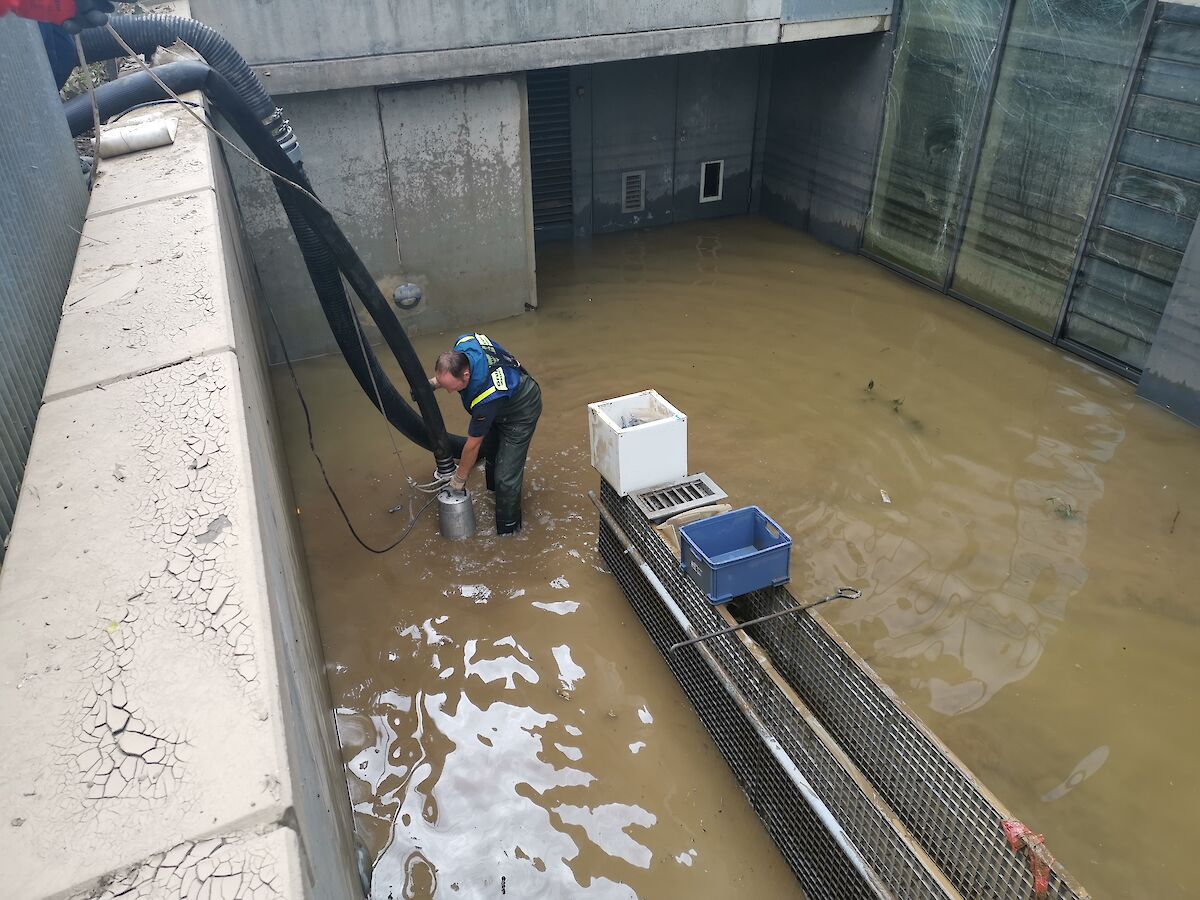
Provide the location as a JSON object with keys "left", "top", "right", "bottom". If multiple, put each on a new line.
{"left": 275, "top": 216, "right": 1199, "bottom": 900}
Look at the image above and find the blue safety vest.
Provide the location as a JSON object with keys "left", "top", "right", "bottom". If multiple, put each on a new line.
{"left": 455, "top": 333, "right": 525, "bottom": 411}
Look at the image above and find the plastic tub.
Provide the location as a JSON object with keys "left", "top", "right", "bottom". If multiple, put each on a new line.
{"left": 679, "top": 506, "right": 791, "bottom": 604}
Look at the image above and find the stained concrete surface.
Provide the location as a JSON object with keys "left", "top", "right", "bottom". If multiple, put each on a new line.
{"left": 44, "top": 187, "right": 235, "bottom": 401}
{"left": 0, "top": 93, "right": 358, "bottom": 898}
{"left": 225, "top": 75, "right": 534, "bottom": 364}
{"left": 192, "top": 0, "right": 783, "bottom": 68}
{"left": 761, "top": 31, "right": 894, "bottom": 250}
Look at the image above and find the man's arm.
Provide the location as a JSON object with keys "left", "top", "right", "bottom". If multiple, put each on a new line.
{"left": 450, "top": 403, "right": 498, "bottom": 490}
{"left": 456, "top": 435, "right": 484, "bottom": 482}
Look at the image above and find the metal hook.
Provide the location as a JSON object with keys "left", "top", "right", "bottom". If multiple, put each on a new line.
{"left": 668, "top": 586, "right": 862, "bottom": 653}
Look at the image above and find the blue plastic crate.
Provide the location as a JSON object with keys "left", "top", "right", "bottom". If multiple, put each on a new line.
{"left": 678, "top": 506, "right": 791, "bottom": 604}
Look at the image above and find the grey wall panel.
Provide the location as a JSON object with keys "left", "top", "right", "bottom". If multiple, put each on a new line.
{"left": 0, "top": 17, "right": 88, "bottom": 560}
{"left": 1138, "top": 217, "right": 1200, "bottom": 423}
{"left": 377, "top": 75, "right": 534, "bottom": 335}
{"left": 760, "top": 31, "right": 893, "bottom": 250}
{"left": 223, "top": 87, "right": 401, "bottom": 363}
{"left": 1064, "top": 3, "right": 1200, "bottom": 372}
{"left": 749, "top": 44, "right": 775, "bottom": 213}
{"left": 1118, "top": 131, "right": 1200, "bottom": 183}
{"left": 672, "top": 47, "right": 762, "bottom": 221}
{"left": 590, "top": 56, "right": 679, "bottom": 234}
{"left": 589, "top": 49, "right": 764, "bottom": 234}
{"left": 569, "top": 66, "right": 595, "bottom": 239}
{"left": 223, "top": 78, "right": 534, "bottom": 362}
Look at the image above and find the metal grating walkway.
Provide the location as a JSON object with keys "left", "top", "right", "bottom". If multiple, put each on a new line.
{"left": 596, "top": 480, "right": 1090, "bottom": 900}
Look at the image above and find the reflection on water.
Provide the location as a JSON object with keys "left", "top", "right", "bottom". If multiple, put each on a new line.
{"left": 276, "top": 216, "right": 1199, "bottom": 899}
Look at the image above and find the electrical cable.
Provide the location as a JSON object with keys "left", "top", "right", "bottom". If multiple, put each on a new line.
{"left": 265, "top": 301, "right": 438, "bottom": 554}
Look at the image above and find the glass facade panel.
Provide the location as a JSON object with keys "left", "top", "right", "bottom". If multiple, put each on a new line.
{"left": 950, "top": 0, "right": 1148, "bottom": 333}
{"left": 1061, "top": 8, "right": 1200, "bottom": 370}
{"left": 862, "top": 0, "right": 1007, "bottom": 282}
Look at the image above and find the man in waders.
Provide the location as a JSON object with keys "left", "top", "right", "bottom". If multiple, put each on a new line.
{"left": 429, "top": 333, "right": 542, "bottom": 535}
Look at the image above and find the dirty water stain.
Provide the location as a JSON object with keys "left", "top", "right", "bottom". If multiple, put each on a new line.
{"left": 276, "top": 216, "right": 1199, "bottom": 900}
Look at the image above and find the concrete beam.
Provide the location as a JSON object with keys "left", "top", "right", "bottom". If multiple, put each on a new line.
{"left": 256, "top": 20, "right": 783, "bottom": 94}
{"left": 779, "top": 14, "right": 890, "bottom": 41}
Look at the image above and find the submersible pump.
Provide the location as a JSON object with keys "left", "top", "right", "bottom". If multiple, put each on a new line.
{"left": 438, "top": 488, "right": 476, "bottom": 540}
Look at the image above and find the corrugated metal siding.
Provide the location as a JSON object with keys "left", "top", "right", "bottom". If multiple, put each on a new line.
{"left": 0, "top": 18, "right": 88, "bottom": 562}
{"left": 1064, "top": 3, "right": 1200, "bottom": 369}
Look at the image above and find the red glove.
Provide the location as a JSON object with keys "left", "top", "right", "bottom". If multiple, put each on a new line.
{"left": 1, "top": 1, "right": 78, "bottom": 24}
{"left": 3, "top": 0, "right": 113, "bottom": 31}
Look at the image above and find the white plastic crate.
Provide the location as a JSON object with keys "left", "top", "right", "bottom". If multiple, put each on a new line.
{"left": 588, "top": 390, "right": 687, "bottom": 496}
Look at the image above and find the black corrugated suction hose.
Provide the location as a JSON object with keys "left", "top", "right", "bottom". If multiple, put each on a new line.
{"left": 78, "top": 15, "right": 272, "bottom": 119}
{"left": 73, "top": 24, "right": 463, "bottom": 465}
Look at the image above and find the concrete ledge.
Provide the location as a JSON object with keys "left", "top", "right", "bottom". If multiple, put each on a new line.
{"left": 780, "top": 14, "right": 890, "bottom": 41}
{"left": 2, "top": 353, "right": 287, "bottom": 899}
{"left": 0, "top": 88, "right": 358, "bottom": 899}
{"left": 256, "top": 20, "right": 784, "bottom": 94}
{"left": 247, "top": 13, "right": 899, "bottom": 95}
{"left": 90, "top": 827, "right": 305, "bottom": 899}
{"left": 46, "top": 143, "right": 236, "bottom": 401}
{"left": 86, "top": 105, "right": 217, "bottom": 219}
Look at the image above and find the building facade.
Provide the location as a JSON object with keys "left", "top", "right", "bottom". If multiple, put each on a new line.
{"left": 194, "top": 0, "right": 1200, "bottom": 423}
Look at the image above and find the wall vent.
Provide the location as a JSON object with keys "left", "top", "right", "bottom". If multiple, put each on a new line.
{"left": 622, "top": 170, "right": 646, "bottom": 213}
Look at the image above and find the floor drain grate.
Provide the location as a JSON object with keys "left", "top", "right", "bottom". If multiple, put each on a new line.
{"left": 631, "top": 473, "right": 727, "bottom": 522}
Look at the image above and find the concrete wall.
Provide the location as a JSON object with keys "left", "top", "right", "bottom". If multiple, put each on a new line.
{"left": 225, "top": 74, "right": 534, "bottom": 363}
{"left": 0, "top": 17, "right": 89, "bottom": 562}
{"left": 760, "top": 30, "right": 894, "bottom": 250}
{"left": 190, "top": 0, "right": 891, "bottom": 93}
{"left": 0, "top": 99, "right": 360, "bottom": 899}
{"left": 579, "top": 49, "right": 765, "bottom": 235}
{"left": 1138, "top": 219, "right": 1200, "bottom": 424}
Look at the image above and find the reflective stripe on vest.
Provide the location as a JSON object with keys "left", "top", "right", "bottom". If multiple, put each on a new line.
{"left": 455, "top": 333, "right": 520, "bottom": 410}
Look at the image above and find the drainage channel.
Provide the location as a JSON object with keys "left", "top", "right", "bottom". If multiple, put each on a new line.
{"left": 595, "top": 479, "right": 1091, "bottom": 900}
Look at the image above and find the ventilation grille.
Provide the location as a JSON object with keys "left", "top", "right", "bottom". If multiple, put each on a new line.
{"left": 527, "top": 68, "right": 573, "bottom": 234}
{"left": 622, "top": 170, "right": 646, "bottom": 214}
{"left": 631, "top": 473, "right": 727, "bottom": 522}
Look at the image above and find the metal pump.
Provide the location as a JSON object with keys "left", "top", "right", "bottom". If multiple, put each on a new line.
{"left": 437, "top": 489, "right": 476, "bottom": 540}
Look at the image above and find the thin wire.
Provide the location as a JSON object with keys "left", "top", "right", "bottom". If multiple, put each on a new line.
{"left": 347, "top": 291, "right": 414, "bottom": 491}
{"left": 265, "top": 300, "right": 436, "bottom": 554}
{"left": 73, "top": 36, "right": 102, "bottom": 188}
{"left": 101, "top": 23, "right": 329, "bottom": 212}
{"left": 111, "top": 98, "right": 203, "bottom": 121}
